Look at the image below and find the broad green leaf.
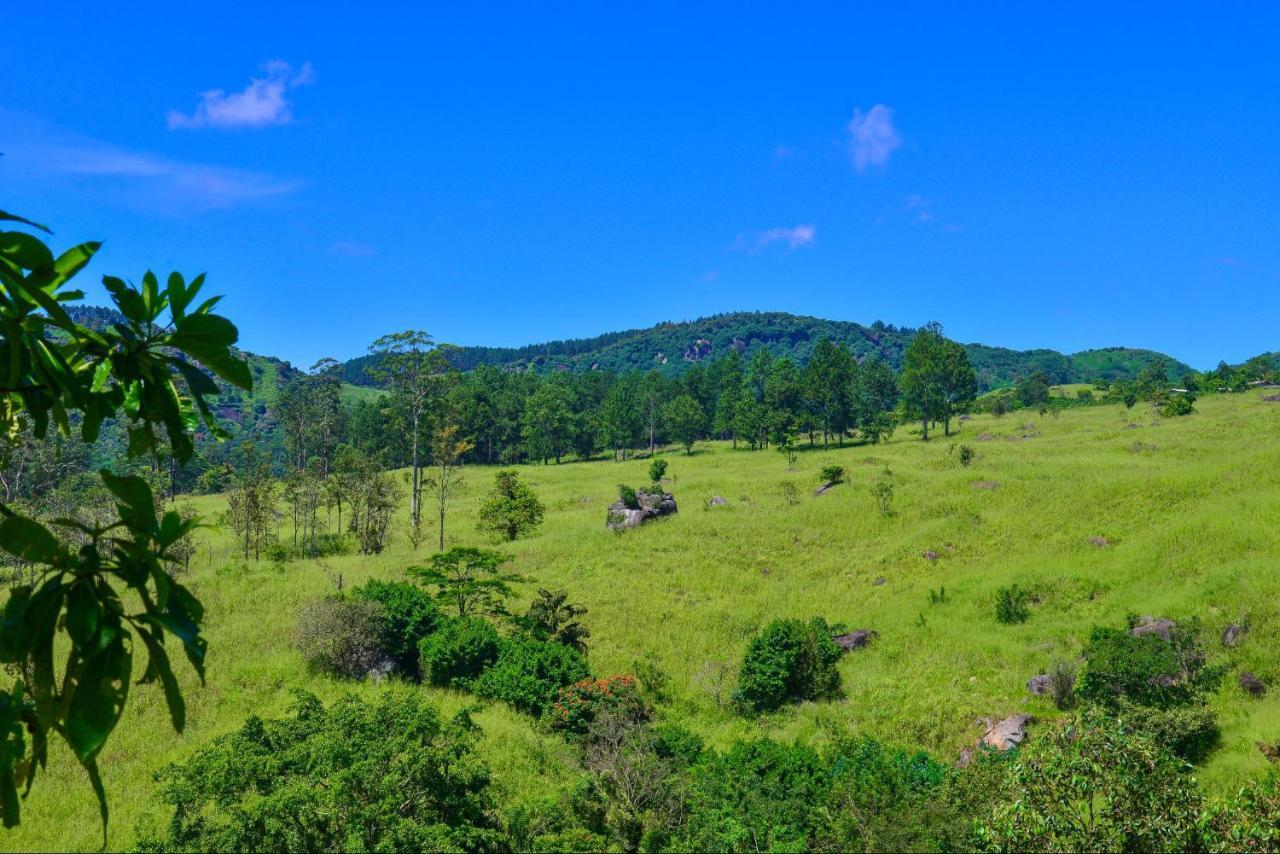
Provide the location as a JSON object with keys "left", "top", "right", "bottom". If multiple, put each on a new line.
{"left": 64, "top": 629, "right": 132, "bottom": 763}
{"left": 0, "top": 210, "right": 50, "bottom": 233}
{"left": 64, "top": 583, "right": 100, "bottom": 648}
{"left": 136, "top": 629, "right": 184, "bottom": 733}
{"left": 0, "top": 232, "right": 54, "bottom": 270}
{"left": 99, "top": 472, "right": 157, "bottom": 532}
{"left": 0, "top": 516, "right": 61, "bottom": 565}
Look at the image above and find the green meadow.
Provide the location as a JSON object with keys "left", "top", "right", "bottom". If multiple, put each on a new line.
{"left": 12, "top": 390, "right": 1280, "bottom": 852}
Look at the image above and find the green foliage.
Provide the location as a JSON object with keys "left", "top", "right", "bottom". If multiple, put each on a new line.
{"left": 293, "top": 596, "right": 390, "bottom": 680}
{"left": 994, "top": 584, "right": 1030, "bottom": 624}
{"left": 352, "top": 580, "right": 439, "bottom": 677}
{"left": 648, "top": 458, "right": 668, "bottom": 484}
{"left": 682, "top": 738, "right": 829, "bottom": 852}
{"left": 474, "top": 635, "right": 590, "bottom": 716}
{"left": 410, "top": 546, "right": 526, "bottom": 617}
{"left": 0, "top": 208, "right": 250, "bottom": 832}
{"left": 976, "top": 708, "right": 1203, "bottom": 852}
{"left": 820, "top": 464, "right": 845, "bottom": 484}
{"left": 899, "top": 322, "right": 978, "bottom": 440}
{"left": 733, "top": 617, "right": 842, "bottom": 713}
{"left": 1117, "top": 699, "right": 1220, "bottom": 762}
{"left": 418, "top": 617, "right": 501, "bottom": 688}
{"left": 1200, "top": 773, "right": 1280, "bottom": 852}
{"left": 476, "top": 469, "right": 545, "bottom": 541}
{"left": 548, "top": 675, "right": 651, "bottom": 738}
{"left": 663, "top": 394, "right": 704, "bottom": 454}
{"left": 1048, "top": 659, "right": 1077, "bottom": 710}
{"left": 617, "top": 483, "right": 640, "bottom": 510}
{"left": 957, "top": 444, "right": 975, "bottom": 466}
{"left": 521, "top": 588, "right": 591, "bottom": 653}
{"left": 137, "top": 689, "right": 499, "bottom": 852}
{"left": 871, "top": 479, "right": 894, "bottom": 515}
{"left": 1078, "top": 624, "right": 1220, "bottom": 708}
{"left": 1162, "top": 392, "right": 1197, "bottom": 417}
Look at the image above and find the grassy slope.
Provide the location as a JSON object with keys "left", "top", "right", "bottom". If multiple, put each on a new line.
{"left": 12, "top": 391, "right": 1280, "bottom": 851}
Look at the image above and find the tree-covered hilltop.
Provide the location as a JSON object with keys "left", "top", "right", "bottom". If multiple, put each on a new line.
{"left": 341, "top": 311, "right": 1191, "bottom": 391}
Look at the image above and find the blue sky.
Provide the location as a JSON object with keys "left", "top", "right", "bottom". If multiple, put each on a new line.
{"left": 2, "top": 4, "right": 1277, "bottom": 369}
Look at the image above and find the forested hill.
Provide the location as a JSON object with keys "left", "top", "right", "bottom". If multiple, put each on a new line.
{"left": 341, "top": 311, "right": 1191, "bottom": 391}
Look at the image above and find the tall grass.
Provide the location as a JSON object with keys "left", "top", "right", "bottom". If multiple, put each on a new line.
{"left": 10, "top": 390, "right": 1280, "bottom": 850}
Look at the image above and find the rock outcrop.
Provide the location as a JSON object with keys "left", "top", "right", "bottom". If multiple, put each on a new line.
{"left": 982, "top": 714, "right": 1032, "bottom": 751}
{"left": 1131, "top": 617, "right": 1176, "bottom": 642}
{"left": 834, "top": 629, "right": 877, "bottom": 652}
{"left": 606, "top": 490, "right": 678, "bottom": 531}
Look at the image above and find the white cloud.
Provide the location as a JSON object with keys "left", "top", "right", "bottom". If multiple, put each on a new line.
{"left": 168, "top": 60, "right": 313, "bottom": 130}
{"left": 734, "top": 224, "right": 816, "bottom": 253}
{"left": 847, "top": 104, "right": 901, "bottom": 171}
{"left": 329, "top": 240, "right": 377, "bottom": 257}
{"left": 0, "top": 110, "right": 303, "bottom": 211}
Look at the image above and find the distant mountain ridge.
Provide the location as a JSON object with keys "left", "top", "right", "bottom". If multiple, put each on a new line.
{"left": 341, "top": 311, "right": 1192, "bottom": 392}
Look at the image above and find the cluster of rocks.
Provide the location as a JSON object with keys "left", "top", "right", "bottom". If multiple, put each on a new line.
{"left": 605, "top": 490, "right": 678, "bottom": 531}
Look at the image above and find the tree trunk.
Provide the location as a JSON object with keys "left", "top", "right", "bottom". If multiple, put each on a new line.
{"left": 921, "top": 417, "right": 929, "bottom": 441}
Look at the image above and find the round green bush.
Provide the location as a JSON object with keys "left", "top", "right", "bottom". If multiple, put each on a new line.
{"left": 353, "top": 580, "right": 440, "bottom": 678}
{"left": 474, "top": 635, "right": 590, "bottom": 716}
{"left": 419, "top": 617, "right": 500, "bottom": 688}
{"left": 733, "top": 617, "right": 842, "bottom": 713}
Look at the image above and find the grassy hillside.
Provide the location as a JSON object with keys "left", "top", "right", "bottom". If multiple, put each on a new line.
{"left": 12, "top": 390, "right": 1280, "bottom": 851}
{"left": 342, "top": 311, "right": 1191, "bottom": 390}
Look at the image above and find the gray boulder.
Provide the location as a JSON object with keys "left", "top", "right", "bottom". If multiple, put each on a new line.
{"left": 1222, "top": 623, "right": 1246, "bottom": 648}
{"left": 982, "top": 714, "right": 1032, "bottom": 751}
{"left": 1241, "top": 671, "right": 1266, "bottom": 697}
{"left": 834, "top": 629, "right": 877, "bottom": 652}
{"left": 1027, "top": 674, "right": 1052, "bottom": 696}
{"left": 1131, "top": 617, "right": 1176, "bottom": 642}
{"left": 606, "top": 490, "right": 678, "bottom": 531}
{"left": 708, "top": 495, "right": 728, "bottom": 507}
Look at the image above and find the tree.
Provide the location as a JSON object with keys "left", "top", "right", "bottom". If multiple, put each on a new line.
{"left": 937, "top": 337, "right": 978, "bottom": 436}
{"left": 1015, "top": 370, "right": 1051, "bottom": 408}
{"left": 977, "top": 709, "right": 1202, "bottom": 852}
{"left": 137, "top": 690, "right": 500, "bottom": 851}
{"left": 426, "top": 421, "right": 474, "bottom": 551}
{"left": 0, "top": 209, "right": 250, "bottom": 832}
{"left": 345, "top": 450, "right": 401, "bottom": 555}
{"left": 803, "top": 338, "right": 854, "bottom": 447}
{"left": 663, "top": 394, "right": 704, "bottom": 455}
{"left": 476, "top": 469, "right": 545, "bottom": 541}
{"left": 224, "top": 442, "right": 278, "bottom": 560}
{"left": 522, "top": 378, "right": 575, "bottom": 464}
{"left": 366, "top": 331, "right": 452, "bottom": 543}
{"left": 523, "top": 588, "right": 591, "bottom": 653}
{"left": 898, "top": 322, "right": 977, "bottom": 440}
{"left": 410, "top": 546, "right": 527, "bottom": 618}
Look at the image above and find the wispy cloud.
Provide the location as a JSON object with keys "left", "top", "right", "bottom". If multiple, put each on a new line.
{"left": 168, "top": 60, "right": 314, "bottom": 130}
{"left": 329, "top": 240, "right": 377, "bottom": 258}
{"left": 848, "top": 104, "right": 901, "bottom": 171}
{"left": 733, "top": 224, "right": 816, "bottom": 253}
{"left": 0, "top": 109, "right": 303, "bottom": 211}
{"left": 904, "top": 194, "right": 934, "bottom": 223}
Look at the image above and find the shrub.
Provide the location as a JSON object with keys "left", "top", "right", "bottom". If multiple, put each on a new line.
{"left": 353, "top": 580, "right": 440, "bottom": 677}
{"left": 476, "top": 469, "right": 545, "bottom": 541}
{"left": 294, "top": 596, "right": 391, "bottom": 679}
{"left": 975, "top": 707, "right": 1202, "bottom": 852}
{"left": 549, "top": 674, "right": 651, "bottom": 737}
{"left": 475, "top": 635, "right": 590, "bottom": 716}
{"left": 1048, "top": 659, "right": 1077, "bottom": 710}
{"left": 957, "top": 445, "right": 975, "bottom": 467}
{"left": 419, "top": 617, "right": 501, "bottom": 688}
{"left": 521, "top": 588, "right": 591, "bottom": 653}
{"left": 820, "top": 464, "right": 845, "bottom": 485}
{"left": 994, "top": 585, "right": 1030, "bottom": 624}
{"left": 871, "top": 480, "right": 894, "bottom": 515}
{"left": 1116, "top": 699, "right": 1220, "bottom": 762}
{"left": 1077, "top": 625, "right": 1219, "bottom": 708}
{"left": 648, "top": 458, "right": 668, "bottom": 483}
{"left": 1161, "top": 393, "right": 1196, "bottom": 417}
{"left": 733, "top": 617, "right": 842, "bottom": 713}
{"left": 137, "top": 689, "right": 499, "bottom": 852}
{"left": 618, "top": 484, "right": 640, "bottom": 510}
